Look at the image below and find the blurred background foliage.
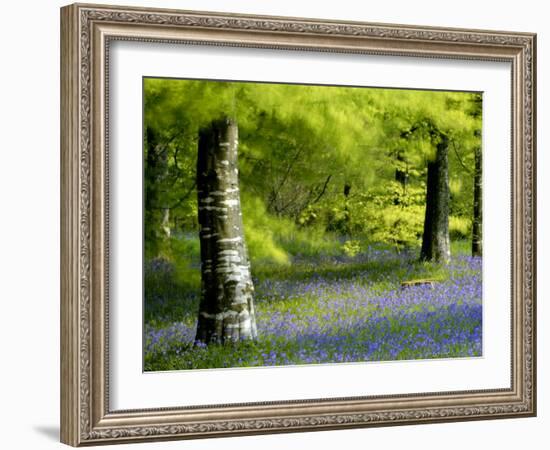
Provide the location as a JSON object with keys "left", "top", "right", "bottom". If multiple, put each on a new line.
{"left": 143, "top": 78, "right": 482, "bottom": 285}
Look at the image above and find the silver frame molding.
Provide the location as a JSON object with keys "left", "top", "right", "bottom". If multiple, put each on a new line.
{"left": 60, "top": 3, "right": 536, "bottom": 446}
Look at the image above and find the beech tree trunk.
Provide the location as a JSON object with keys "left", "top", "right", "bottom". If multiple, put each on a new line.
{"left": 472, "top": 145, "right": 482, "bottom": 256}
{"left": 194, "top": 117, "right": 257, "bottom": 344}
{"left": 420, "top": 135, "right": 451, "bottom": 263}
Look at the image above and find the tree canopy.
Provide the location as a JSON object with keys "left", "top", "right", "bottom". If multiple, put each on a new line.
{"left": 144, "top": 77, "right": 482, "bottom": 267}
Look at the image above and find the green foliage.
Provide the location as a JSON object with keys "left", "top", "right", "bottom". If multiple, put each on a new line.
{"left": 244, "top": 193, "right": 347, "bottom": 263}
{"left": 328, "top": 182, "right": 427, "bottom": 252}
{"left": 241, "top": 195, "right": 290, "bottom": 265}
{"left": 143, "top": 77, "right": 482, "bottom": 264}
{"left": 142, "top": 78, "right": 484, "bottom": 362}
{"left": 371, "top": 204, "right": 425, "bottom": 251}
{"left": 449, "top": 215, "right": 472, "bottom": 240}
{"left": 342, "top": 240, "right": 361, "bottom": 257}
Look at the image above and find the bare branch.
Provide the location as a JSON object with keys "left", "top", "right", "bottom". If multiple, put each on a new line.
{"left": 312, "top": 174, "right": 332, "bottom": 204}
{"left": 451, "top": 141, "right": 473, "bottom": 175}
{"left": 166, "top": 181, "right": 197, "bottom": 209}
{"left": 267, "top": 145, "right": 303, "bottom": 211}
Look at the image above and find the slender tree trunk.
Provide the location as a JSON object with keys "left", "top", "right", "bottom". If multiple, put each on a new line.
{"left": 161, "top": 208, "right": 171, "bottom": 238}
{"left": 343, "top": 182, "right": 352, "bottom": 238}
{"left": 420, "top": 135, "right": 451, "bottom": 263}
{"left": 195, "top": 117, "right": 257, "bottom": 344}
{"left": 144, "top": 126, "right": 169, "bottom": 255}
{"left": 395, "top": 152, "right": 409, "bottom": 188}
{"left": 394, "top": 152, "right": 409, "bottom": 206}
{"left": 395, "top": 168, "right": 409, "bottom": 186}
{"left": 472, "top": 145, "right": 482, "bottom": 256}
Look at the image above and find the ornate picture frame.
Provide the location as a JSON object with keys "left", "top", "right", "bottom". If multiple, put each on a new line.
{"left": 60, "top": 3, "right": 536, "bottom": 446}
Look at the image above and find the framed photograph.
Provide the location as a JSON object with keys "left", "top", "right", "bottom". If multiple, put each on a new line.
{"left": 60, "top": 3, "right": 536, "bottom": 446}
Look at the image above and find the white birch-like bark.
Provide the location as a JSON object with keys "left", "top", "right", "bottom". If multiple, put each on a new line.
{"left": 194, "top": 117, "right": 257, "bottom": 344}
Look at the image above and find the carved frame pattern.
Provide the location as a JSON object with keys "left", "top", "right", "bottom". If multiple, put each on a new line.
{"left": 61, "top": 3, "right": 536, "bottom": 446}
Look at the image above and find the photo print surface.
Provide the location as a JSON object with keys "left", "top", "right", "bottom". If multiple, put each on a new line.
{"left": 143, "top": 77, "right": 483, "bottom": 372}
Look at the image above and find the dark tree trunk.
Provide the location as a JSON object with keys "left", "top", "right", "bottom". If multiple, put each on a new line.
{"left": 144, "top": 127, "right": 170, "bottom": 254}
{"left": 395, "top": 152, "right": 409, "bottom": 188}
{"left": 394, "top": 153, "right": 409, "bottom": 206}
{"left": 420, "top": 135, "right": 451, "bottom": 263}
{"left": 343, "top": 183, "right": 352, "bottom": 198}
{"left": 194, "top": 117, "right": 257, "bottom": 344}
{"left": 472, "top": 145, "right": 482, "bottom": 257}
{"left": 343, "top": 182, "right": 352, "bottom": 238}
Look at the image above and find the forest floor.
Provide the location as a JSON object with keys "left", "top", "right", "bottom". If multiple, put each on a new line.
{"left": 144, "top": 243, "right": 482, "bottom": 371}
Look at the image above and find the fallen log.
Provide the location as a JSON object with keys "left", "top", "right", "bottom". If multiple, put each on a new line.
{"left": 400, "top": 279, "right": 436, "bottom": 289}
